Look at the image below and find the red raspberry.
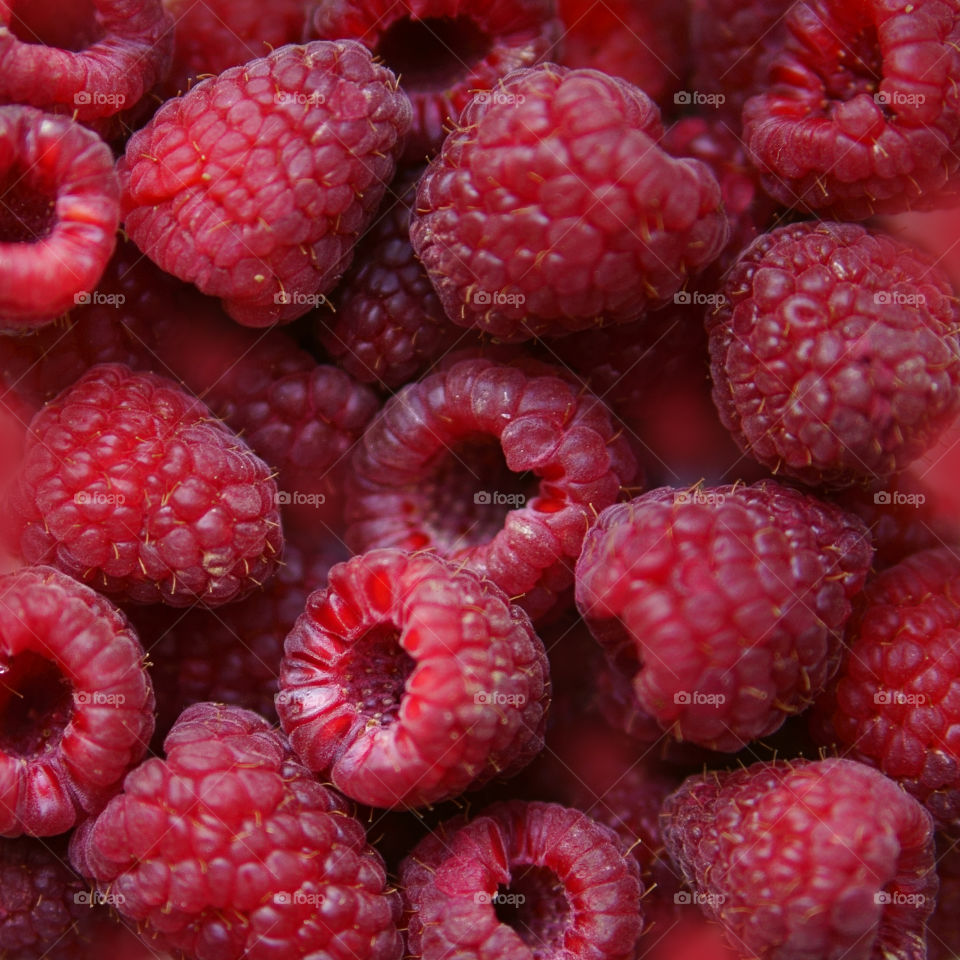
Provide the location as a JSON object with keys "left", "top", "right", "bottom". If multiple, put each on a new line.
{"left": 811, "top": 547, "right": 960, "bottom": 830}
{"left": 0, "top": 0, "right": 173, "bottom": 132}
{"left": 743, "top": 0, "right": 960, "bottom": 218}
{"left": 9, "top": 364, "right": 283, "bottom": 607}
{"left": 708, "top": 221, "right": 960, "bottom": 486}
{"left": 661, "top": 758, "right": 938, "bottom": 960}
{"left": 70, "top": 702, "right": 402, "bottom": 960}
{"left": 318, "top": 166, "right": 460, "bottom": 390}
{"left": 0, "top": 565, "right": 153, "bottom": 837}
{"left": 410, "top": 64, "right": 729, "bottom": 342}
{"left": 400, "top": 800, "right": 645, "bottom": 960}
{"left": 929, "top": 837, "right": 960, "bottom": 960}
{"left": 277, "top": 548, "right": 549, "bottom": 809}
{"left": 345, "top": 357, "right": 637, "bottom": 620}
{"left": 575, "top": 482, "right": 874, "bottom": 752}
{"left": 0, "top": 106, "right": 120, "bottom": 331}
{"left": 307, "top": 0, "right": 561, "bottom": 161}
{"left": 119, "top": 40, "right": 411, "bottom": 327}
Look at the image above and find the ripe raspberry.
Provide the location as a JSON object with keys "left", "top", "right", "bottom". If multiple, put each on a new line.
{"left": 70, "top": 702, "right": 403, "bottom": 960}
{"left": 743, "top": 0, "right": 960, "bottom": 218}
{"left": 345, "top": 357, "right": 637, "bottom": 620}
{"left": 400, "top": 800, "right": 644, "bottom": 960}
{"left": 575, "top": 481, "right": 874, "bottom": 752}
{"left": 661, "top": 758, "right": 938, "bottom": 960}
{"left": 307, "top": 0, "right": 560, "bottom": 161}
{"left": 0, "top": 565, "right": 153, "bottom": 837}
{"left": 9, "top": 364, "right": 283, "bottom": 607}
{"left": 119, "top": 40, "right": 411, "bottom": 327}
{"left": 410, "top": 64, "right": 729, "bottom": 342}
{"left": 318, "top": 166, "right": 461, "bottom": 390}
{"left": 929, "top": 836, "right": 960, "bottom": 960}
{"left": 277, "top": 548, "right": 549, "bottom": 809}
{"left": 708, "top": 221, "right": 960, "bottom": 486}
{"left": 0, "top": 0, "right": 173, "bottom": 132}
{"left": 0, "top": 106, "right": 120, "bottom": 331}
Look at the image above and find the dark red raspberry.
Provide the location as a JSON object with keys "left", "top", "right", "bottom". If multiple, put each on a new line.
{"left": 0, "top": 565, "right": 153, "bottom": 837}
{"left": 811, "top": 547, "right": 960, "bottom": 830}
{"left": 400, "top": 800, "right": 644, "bottom": 960}
{"left": 307, "top": 0, "right": 560, "bottom": 161}
{"left": 345, "top": 357, "right": 637, "bottom": 620}
{"left": 743, "top": 0, "right": 960, "bottom": 218}
{"left": 0, "top": 0, "right": 173, "bottom": 132}
{"left": 9, "top": 364, "right": 283, "bottom": 607}
{"left": 277, "top": 548, "right": 549, "bottom": 809}
{"left": 929, "top": 836, "right": 960, "bottom": 960}
{"left": 575, "top": 482, "right": 874, "bottom": 752}
{"left": 119, "top": 40, "right": 411, "bottom": 327}
{"left": 410, "top": 64, "right": 729, "bottom": 342}
{"left": 661, "top": 758, "right": 938, "bottom": 960}
{"left": 0, "top": 106, "right": 120, "bottom": 331}
{"left": 708, "top": 221, "right": 960, "bottom": 486}
{"left": 70, "top": 702, "right": 402, "bottom": 960}
{"left": 318, "top": 166, "right": 461, "bottom": 390}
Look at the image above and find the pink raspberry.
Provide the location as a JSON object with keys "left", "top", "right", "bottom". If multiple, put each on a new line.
{"left": 119, "top": 40, "right": 411, "bottom": 326}
{"left": 9, "top": 364, "right": 283, "bottom": 607}
{"left": 277, "top": 548, "right": 549, "bottom": 809}
{"left": 0, "top": 565, "right": 153, "bottom": 837}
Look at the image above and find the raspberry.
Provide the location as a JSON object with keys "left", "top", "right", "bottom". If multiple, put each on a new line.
{"left": 0, "top": 106, "right": 120, "bottom": 331}
{"left": 410, "top": 64, "right": 729, "bottom": 341}
{"left": 929, "top": 836, "right": 960, "bottom": 960}
{"left": 277, "top": 548, "right": 549, "bottom": 809}
{"left": 743, "top": 0, "right": 960, "bottom": 218}
{"left": 0, "top": 0, "right": 173, "bottom": 132}
{"left": 345, "top": 357, "right": 637, "bottom": 620}
{"left": 0, "top": 565, "right": 153, "bottom": 837}
{"left": 811, "top": 547, "right": 960, "bottom": 830}
{"left": 119, "top": 40, "right": 411, "bottom": 327}
{"left": 575, "top": 481, "right": 874, "bottom": 751}
{"left": 318, "top": 166, "right": 461, "bottom": 390}
{"left": 307, "top": 0, "right": 561, "bottom": 161}
{"left": 400, "top": 800, "right": 645, "bottom": 960}
{"left": 660, "top": 758, "right": 938, "bottom": 960}
{"left": 707, "top": 221, "right": 960, "bottom": 486}
{"left": 9, "top": 364, "right": 283, "bottom": 607}
{"left": 70, "top": 702, "right": 403, "bottom": 960}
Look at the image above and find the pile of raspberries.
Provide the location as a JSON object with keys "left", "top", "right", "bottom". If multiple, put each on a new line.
{"left": 3, "top": 0, "right": 960, "bottom": 958}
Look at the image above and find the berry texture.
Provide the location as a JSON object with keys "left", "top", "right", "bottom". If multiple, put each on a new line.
{"left": 410, "top": 64, "right": 729, "bottom": 341}
{"left": 0, "top": 565, "right": 153, "bottom": 837}
{"left": 743, "top": 0, "right": 960, "bottom": 218}
{"left": 70, "top": 702, "right": 403, "bottom": 960}
{"left": 929, "top": 836, "right": 960, "bottom": 960}
{"left": 9, "top": 364, "right": 283, "bottom": 607}
{"left": 345, "top": 357, "right": 637, "bottom": 621}
{"left": 308, "top": 0, "right": 561, "bottom": 161}
{"left": 0, "top": 106, "right": 120, "bottom": 330}
{"left": 400, "top": 800, "right": 644, "bottom": 960}
{"left": 277, "top": 548, "right": 549, "bottom": 809}
{"left": 119, "top": 40, "right": 411, "bottom": 326}
{"left": 661, "top": 758, "right": 938, "bottom": 960}
{"left": 707, "top": 221, "right": 960, "bottom": 486}
{"left": 575, "top": 482, "right": 874, "bottom": 751}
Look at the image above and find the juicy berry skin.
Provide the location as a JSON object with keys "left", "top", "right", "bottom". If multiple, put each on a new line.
{"left": 812, "top": 547, "right": 960, "bottom": 830}
{"left": 277, "top": 548, "right": 549, "bottom": 809}
{"left": 575, "top": 482, "right": 874, "bottom": 752}
{"left": 661, "top": 758, "right": 938, "bottom": 960}
{"left": 410, "top": 64, "right": 729, "bottom": 341}
{"left": 70, "top": 702, "right": 403, "bottom": 960}
{"left": 345, "top": 357, "right": 637, "bottom": 621}
{"left": 119, "top": 40, "right": 411, "bottom": 326}
{"left": 9, "top": 364, "right": 283, "bottom": 607}
{"left": 0, "top": 566, "right": 153, "bottom": 837}
{"left": 400, "top": 800, "right": 644, "bottom": 960}
{"left": 0, "top": 106, "right": 120, "bottom": 330}
{"left": 744, "top": 0, "right": 960, "bottom": 218}
{"left": 708, "top": 221, "right": 960, "bottom": 486}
